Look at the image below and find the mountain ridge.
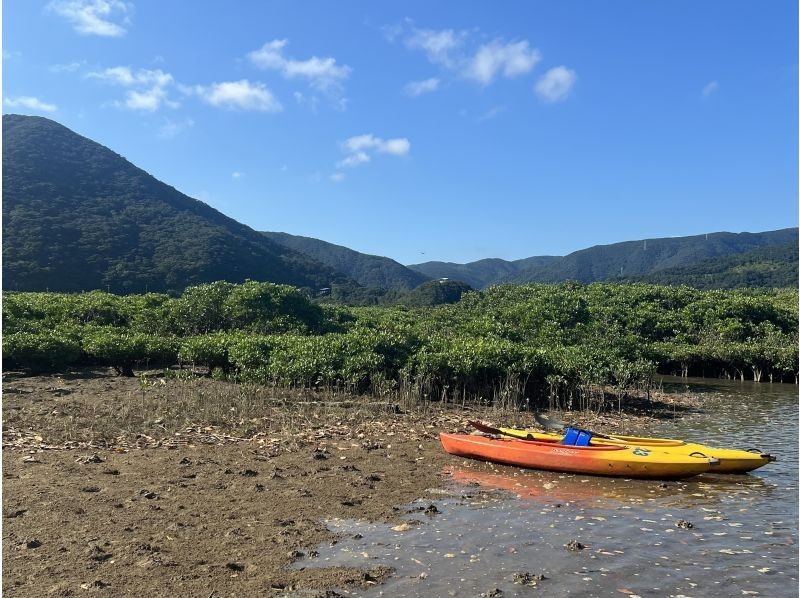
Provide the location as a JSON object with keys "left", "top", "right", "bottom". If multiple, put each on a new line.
{"left": 2, "top": 114, "right": 351, "bottom": 294}
{"left": 261, "top": 231, "right": 429, "bottom": 290}
{"left": 409, "top": 228, "right": 797, "bottom": 288}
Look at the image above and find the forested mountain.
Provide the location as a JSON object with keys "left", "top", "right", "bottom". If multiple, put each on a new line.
{"left": 409, "top": 229, "right": 797, "bottom": 288}
{"left": 628, "top": 241, "right": 798, "bottom": 289}
{"left": 406, "top": 257, "right": 558, "bottom": 290}
{"left": 262, "top": 231, "right": 429, "bottom": 290}
{"left": 2, "top": 115, "right": 350, "bottom": 294}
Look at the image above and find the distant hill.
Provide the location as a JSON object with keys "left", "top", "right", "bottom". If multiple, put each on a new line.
{"left": 262, "top": 231, "right": 429, "bottom": 290}
{"left": 2, "top": 114, "right": 350, "bottom": 294}
{"left": 409, "top": 229, "right": 797, "bottom": 288}
{"left": 627, "top": 241, "right": 798, "bottom": 289}
{"left": 407, "top": 257, "right": 558, "bottom": 290}
{"left": 319, "top": 279, "right": 473, "bottom": 307}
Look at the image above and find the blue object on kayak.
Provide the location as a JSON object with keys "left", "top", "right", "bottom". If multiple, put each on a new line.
{"left": 561, "top": 426, "right": 593, "bottom": 446}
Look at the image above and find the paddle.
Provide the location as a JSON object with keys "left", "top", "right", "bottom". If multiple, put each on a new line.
{"left": 468, "top": 420, "right": 536, "bottom": 440}
{"left": 468, "top": 419, "right": 616, "bottom": 441}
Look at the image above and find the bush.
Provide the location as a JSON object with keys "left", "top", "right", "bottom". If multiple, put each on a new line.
{"left": 3, "top": 331, "right": 83, "bottom": 371}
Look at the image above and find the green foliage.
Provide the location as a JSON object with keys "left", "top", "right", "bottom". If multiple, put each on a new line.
{"left": 630, "top": 241, "right": 799, "bottom": 289}
{"left": 82, "top": 328, "right": 177, "bottom": 375}
{"left": 4, "top": 281, "right": 798, "bottom": 395}
{"left": 3, "top": 331, "right": 82, "bottom": 371}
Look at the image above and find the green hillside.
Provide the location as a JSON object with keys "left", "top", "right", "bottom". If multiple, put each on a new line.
{"left": 409, "top": 229, "right": 797, "bottom": 288}
{"left": 2, "top": 115, "right": 349, "bottom": 294}
{"left": 262, "top": 231, "right": 429, "bottom": 290}
{"left": 628, "top": 241, "right": 798, "bottom": 289}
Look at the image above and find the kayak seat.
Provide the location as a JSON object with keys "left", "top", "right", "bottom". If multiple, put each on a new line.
{"left": 561, "top": 427, "right": 593, "bottom": 447}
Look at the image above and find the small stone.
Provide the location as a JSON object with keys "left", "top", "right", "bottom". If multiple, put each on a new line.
{"left": 226, "top": 561, "right": 244, "bottom": 572}
{"left": 675, "top": 519, "right": 694, "bottom": 529}
{"left": 239, "top": 469, "right": 258, "bottom": 477}
{"left": 565, "top": 540, "right": 585, "bottom": 551}
{"left": 25, "top": 539, "right": 42, "bottom": 549}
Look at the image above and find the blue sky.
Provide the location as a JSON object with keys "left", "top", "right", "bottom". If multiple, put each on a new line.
{"left": 4, "top": 1, "right": 798, "bottom": 264}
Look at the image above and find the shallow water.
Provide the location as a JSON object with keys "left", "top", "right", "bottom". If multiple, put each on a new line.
{"left": 299, "top": 377, "right": 798, "bottom": 597}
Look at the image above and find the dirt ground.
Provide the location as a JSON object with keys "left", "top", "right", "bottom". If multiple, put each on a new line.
{"left": 2, "top": 369, "right": 696, "bottom": 597}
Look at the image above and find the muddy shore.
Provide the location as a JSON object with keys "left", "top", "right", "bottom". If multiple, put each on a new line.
{"left": 3, "top": 369, "right": 697, "bottom": 596}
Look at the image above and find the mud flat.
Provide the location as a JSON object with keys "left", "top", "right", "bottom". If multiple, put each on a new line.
{"left": 3, "top": 369, "right": 701, "bottom": 596}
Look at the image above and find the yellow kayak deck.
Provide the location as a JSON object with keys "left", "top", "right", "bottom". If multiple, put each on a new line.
{"left": 497, "top": 427, "right": 774, "bottom": 474}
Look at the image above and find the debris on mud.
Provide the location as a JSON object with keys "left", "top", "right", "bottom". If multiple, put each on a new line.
{"left": 565, "top": 540, "right": 586, "bottom": 551}
{"left": 513, "top": 571, "right": 546, "bottom": 586}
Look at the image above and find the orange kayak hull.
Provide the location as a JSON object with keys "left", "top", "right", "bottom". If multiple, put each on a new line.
{"left": 440, "top": 433, "right": 712, "bottom": 480}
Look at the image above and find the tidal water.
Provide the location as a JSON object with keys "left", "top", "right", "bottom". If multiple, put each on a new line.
{"left": 300, "top": 377, "right": 798, "bottom": 597}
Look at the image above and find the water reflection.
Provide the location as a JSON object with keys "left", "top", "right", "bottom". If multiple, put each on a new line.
{"left": 299, "top": 377, "right": 798, "bottom": 597}
{"left": 448, "top": 467, "right": 772, "bottom": 508}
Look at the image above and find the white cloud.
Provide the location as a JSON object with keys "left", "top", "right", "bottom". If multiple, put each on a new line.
{"left": 232, "top": 171, "right": 245, "bottom": 179}
{"left": 397, "top": 24, "right": 543, "bottom": 88}
{"left": 88, "top": 66, "right": 177, "bottom": 111}
{"left": 3, "top": 50, "right": 22, "bottom": 60}
{"left": 50, "top": 60, "right": 85, "bottom": 73}
{"left": 47, "top": 0, "right": 131, "bottom": 37}
{"left": 329, "top": 172, "right": 346, "bottom": 183}
{"left": 195, "top": 80, "right": 282, "bottom": 112}
{"left": 338, "top": 134, "right": 410, "bottom": 169}
{"left": 702, "top": 80, "right": 719, "bottom": 97}
{"left": 88, "top": 66, "right": 172, "bottom": 87}
{"left": 467, "top": 40, "right": 541, "bottom": 85}
{"left": 337, "top": 151, "right": 371, "bottom": 168}
{"left": 158, "top": 117, "right": 194, "bottom": 139}
{"left": 248, "top": 39, "right": 351, "bottom": 90}
{"left": 405, "top": 28, "right": 464, "bottom": 68}
{"left": 534, "top": 66, "right": 576, "bottom": 103}
{"left": 404, "top": 77, "right": 440, "bottom": 97}
{"left": 124, "top": 86, "right": 177, "bottom": 111}
{"left": 4, "top": 96, "right": 58, "bottom": 113}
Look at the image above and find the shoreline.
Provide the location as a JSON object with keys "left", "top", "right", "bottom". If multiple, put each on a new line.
{"left": 3, "top": 369, "right": 701, "bottom": 596}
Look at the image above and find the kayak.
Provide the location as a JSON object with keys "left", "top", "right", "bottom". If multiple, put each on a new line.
{"left": 440, "top": 433, "right": 716, "bottom": 480}
{"left": 486, "top": 425, "right": 774, "bottom": 474}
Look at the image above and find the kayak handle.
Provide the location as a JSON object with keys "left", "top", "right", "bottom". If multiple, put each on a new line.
{"left": 689, "top": 451, "right": 708, "bottom": 458}
{"left": 746, "top": 448, "right": 777, "bottom": 462}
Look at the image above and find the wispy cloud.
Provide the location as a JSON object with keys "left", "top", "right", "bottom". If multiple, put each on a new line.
{"left": 158, "top": 117, "right": 194, "bottom": 139}
{"left": 477, "top": 105, "right": 505, "bottom": 122}
{"left": 466, "top": 40, "right": 540, "bottom": 85}
{"left": 50, "top": 60, "right": 85, "bottom": 73}
{"left": 534, "top": 66, "right": 577, "bottom": 103}
{"left": 405, "top": 28, "right": 465, "bottom": 68}
{"left": 393, "top": 22, "right": 547, "bottom": 90}
{"left": 4, "top": 96, "right": 58, "bottom": 113}
{"left": 194, "top": 80, "right": 282, "bottom": 112}
{"left": 2, "top": 50, "right": 22, "bottom": 60}
{"left": 232, "top": 171, "right": 245, "bottom": 179}
{"left": 46, "top": 0, "right": 132, "bottom": 37}
{"left": 329, "top": 172, "right": 346, "bottom": 183}
{"left": 247, "top": 39, "right": 351, "bottom": 91}
{"left": 404, "top": 77, "right": 440, "bottom": 97}
{"left": 702, "top": 80, "right": 719, "bottom": 98}
{"left": 88, "top": 66, "right": 177, "bottom": 111}
{"left": 337, "top": 134, "right": 410, "bottom": 168}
